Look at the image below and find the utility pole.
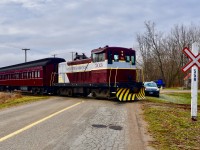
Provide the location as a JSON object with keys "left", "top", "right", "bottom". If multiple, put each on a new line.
{"left": 70, "top": 51, "right": 75, "bottom": 61}
{"left": 22, "top": 48, "right": 30, "bottom": 62}
{"left": 70, "top": 52, "right": 75, "bottom": 73}
{"left": 52, "top": 54, "right": 57, "bottom": 58}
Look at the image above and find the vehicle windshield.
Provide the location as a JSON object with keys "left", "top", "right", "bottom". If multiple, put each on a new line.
{"left": 144, "top": 82, "right": 157, "bottom": 87}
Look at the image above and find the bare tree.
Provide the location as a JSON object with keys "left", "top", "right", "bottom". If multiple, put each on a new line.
{"left": 137, "top": 21, "right": 166, "bottom": 82}
{"left": 136, "top": 22, "right": 200, "bottom": 87}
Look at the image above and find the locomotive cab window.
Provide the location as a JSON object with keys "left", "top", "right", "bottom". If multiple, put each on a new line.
{"left": 114, "top": 54, "right": 119, "bottom": 62}
{"left": 131, "top": 55, "right": 135, "bottom": 65}
{"left": 125, "top": 56, "right": 130, "bottom": 62}
{"left": 92, "top": 53, "right": 105, "bottom": 62}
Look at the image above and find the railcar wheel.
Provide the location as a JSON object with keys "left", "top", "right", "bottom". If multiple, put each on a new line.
{"left": 57, "top": 89, "right": 61, "bottom": 96}
{"left": 67, "top": 89, "right": 73, "bottom": 97}
{"left": 91, "top": 91, "right": 97, "bottom": 98}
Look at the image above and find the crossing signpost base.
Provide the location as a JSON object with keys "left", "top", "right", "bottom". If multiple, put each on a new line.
{"left": 182, "top": 42, "right": 199, "bottom": 121}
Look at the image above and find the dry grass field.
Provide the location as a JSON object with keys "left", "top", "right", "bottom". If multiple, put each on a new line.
{"left": 0, "top": 92, "right": 48, "bottom": 109}
{"left": 0, "top": 92, "right": 22, "bottom": 104}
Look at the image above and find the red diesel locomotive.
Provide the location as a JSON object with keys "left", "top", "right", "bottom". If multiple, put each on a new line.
{"left": 0, "top": 46, "right": 145, "bottom": 101}
{"left": 54, "top": 46, "right": 145, "bottom": 101}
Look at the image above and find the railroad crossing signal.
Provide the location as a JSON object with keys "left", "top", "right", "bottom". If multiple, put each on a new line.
{"left": 182, "top": 42, "right": 200, "bottom": 121}
{"left": 182, "top": 47, "right": 200, "bottom": 72}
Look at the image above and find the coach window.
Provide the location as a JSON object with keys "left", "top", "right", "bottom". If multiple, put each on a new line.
{"left": 16, "top": 74, "right": 18, "bottom": 79}
{"left": 19, "top": 73, "right": 21, "bottom": 79}
{"left": 35, "top": 71, "right": 38, "bottom": 78}
{"left": 23, "top": 72, "right": 26, "bottom": 79}
{"left": 32, "top": 72, "right": 34, "bottom": 78}
{"left": 29, "top": 72, "right": 32, "bottom": 78}
{"left": 28, "top": 72, "right": 31, "bottom": 78}
{"left": 38, "top": 71, "right": 40, "bottom": 78}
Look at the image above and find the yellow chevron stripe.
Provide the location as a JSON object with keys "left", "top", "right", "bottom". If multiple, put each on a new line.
{"left": 116, "top": 87, "right": 145, "bottom": 101}
{"left": 128, "top": 93, "right": 132, "bottom": 101}
{"left": 123, "top": 89, "right": 130, "bottom": 101}
{"left": 139, "top": 88, "right": 145, "bottom": 99}
{"left": 119, "top": 89, "right": 127, "bottom": 101}
{"left": 137, "top": 92, "right": 142, "bottom": 100}
{"left": 131, "top": 94, "right": 135, "bottom": 100}
{"left": 116, "top": 88, "right": 124, "bottom": 98}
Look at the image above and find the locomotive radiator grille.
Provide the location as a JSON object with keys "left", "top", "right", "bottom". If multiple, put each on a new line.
{"left": 116, "top": 87, "right": 145, "bottom": 101}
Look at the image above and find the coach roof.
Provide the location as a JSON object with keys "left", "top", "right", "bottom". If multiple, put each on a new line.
{"left": 0, "top": 58, "right": 65, "bottom": 72}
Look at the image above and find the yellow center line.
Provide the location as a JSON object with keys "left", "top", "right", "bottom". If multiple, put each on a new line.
{"left": 0, "top": 101, "right": 84, "bottom": 142}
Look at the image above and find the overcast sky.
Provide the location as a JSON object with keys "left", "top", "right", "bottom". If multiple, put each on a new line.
{"left": 0, "top": 0, "right": 200, "bottom": 67}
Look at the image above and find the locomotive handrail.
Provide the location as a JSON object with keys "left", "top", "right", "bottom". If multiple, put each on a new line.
{"left": 136, "top": 68, "right": 144, "bottom": 82}
{"left": 109, "top": 67, "right": 112, "bottom": 89}
{"left": 84, "top": 62, "right": 90, "bottom": 72}
{"left": 50, "top": 72, "right": 53, "bottom": 86}
{"left": 50, "top": 72, "right": 56, "bottom": 86}
{"left": 114, "top": 67, "right": 118, "bottom": 87}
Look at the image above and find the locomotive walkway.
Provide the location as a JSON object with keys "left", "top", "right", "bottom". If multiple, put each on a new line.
{"left": 0, "top": 97, "right": 153, "bottom": 150}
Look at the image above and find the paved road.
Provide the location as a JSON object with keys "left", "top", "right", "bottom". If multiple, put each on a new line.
{"left": 0, "top": 97, "right": 152, "bottom": 150}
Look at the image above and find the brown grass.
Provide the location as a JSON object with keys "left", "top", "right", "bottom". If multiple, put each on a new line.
{"left": 0, "top": 92, "right": 22, "bottom": 104}
{"left": 143, "top": 96, "right": 200, "bottom": 150}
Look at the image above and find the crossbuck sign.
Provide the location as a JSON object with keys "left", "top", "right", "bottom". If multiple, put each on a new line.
{"left": 182, "top": 42, "right": 199, "bottom": 121}
{"left": 182, "top": 47, "right": 200, "bottom": 72}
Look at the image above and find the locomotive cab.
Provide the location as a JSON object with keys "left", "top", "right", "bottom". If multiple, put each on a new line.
{"left": 90, "top": 46, "right": 144, "bottom": 101}
{"left": 91, "top": 47, "right": 136, "bottom": 65}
